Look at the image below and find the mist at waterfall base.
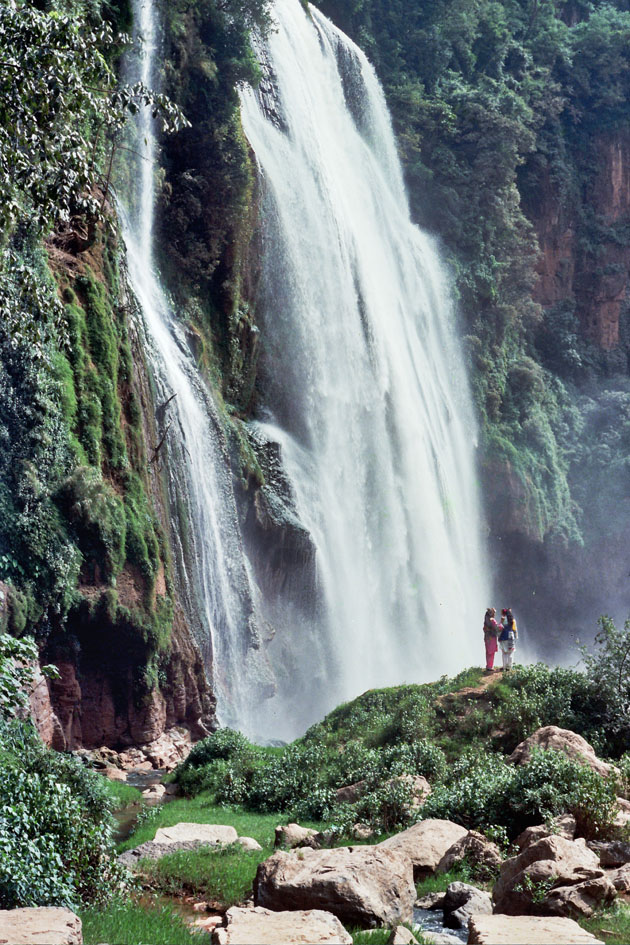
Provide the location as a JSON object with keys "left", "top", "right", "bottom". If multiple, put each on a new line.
{"left": 240, "top": 0, "right": 490, "bottom": 739}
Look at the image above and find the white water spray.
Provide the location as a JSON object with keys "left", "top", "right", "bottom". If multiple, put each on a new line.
{"left": 122, "top": 0, "right": 270, "bottom": 731}
{"left": 241, "top": 0, "right": 489, "bottom": 733}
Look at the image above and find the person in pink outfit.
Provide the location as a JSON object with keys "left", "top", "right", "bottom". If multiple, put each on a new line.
{"left": 483, "top": 607, "right": 500, "bottom": 672}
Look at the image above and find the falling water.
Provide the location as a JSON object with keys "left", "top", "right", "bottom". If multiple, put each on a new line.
{"left": 121, "top": 0, "right": 272, "bottom": 731}
{"left": 240, "top": 0, "right": 489, "bottom": 734}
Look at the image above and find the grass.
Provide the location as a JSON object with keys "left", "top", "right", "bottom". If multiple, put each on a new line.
{"left": 80, "top": 897, "right": 201, "bottom": 945}
{"left": 118, "top": 793, "right": 323, "bottom": 853}
{"left": 100, "top": 777, "right": 142, "bottom": 811}
{"left": 580, "top": 903, "right": 630, "bottom": 944}
{"left": 351, "top": 924, "right": 430, "bottom": 944}
{"left": 141, "top": 843, "right": 268, "bottom": 909}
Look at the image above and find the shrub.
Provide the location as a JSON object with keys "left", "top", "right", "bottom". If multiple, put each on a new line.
{"left": 0, "top": 720, "right": 126, "bottom": 908}
{"left": 420, "top": 746, "right": 618, "bottom": 840}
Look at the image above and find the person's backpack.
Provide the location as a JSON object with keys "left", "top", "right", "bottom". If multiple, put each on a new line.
{"left": 499, "top": 624, "right": 515, "bottom": 643}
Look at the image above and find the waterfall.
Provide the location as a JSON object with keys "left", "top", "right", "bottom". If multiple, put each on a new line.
{"left": 121, "top": 0, "right": 272, "bottom": 732}
{"left": 240, "top": 0, "right": 489, "bottom": 735}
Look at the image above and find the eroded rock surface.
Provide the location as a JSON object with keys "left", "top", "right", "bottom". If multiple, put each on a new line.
{"left": 379, "top": 819, "right": 467, "bottom": 878}
{"left": 493, "top": 835, "right": 612, "bottom": 917}
{"left": 274, "top": 823, "right": 319, "bottom": 849}
{"left": 508, "top": 726, "right": 617, "bottom": 778}
{"left": 468, "top": 914, "right": 604, "bottom": 944}
{"left": 437, "top": 829, "right": 502, "bottom": 877}
{"left": 442, "top": 881, "right": 491, "bottom": 929}
{"left": 254, "top": 845, "right": 415, "bottom": 927}
{"left": 515, "top": 814, "right": 576, "bottom": 851}
{"left": 154, "top": 823, "right": 237, "bottom": 845}
{"left": 212, "top": 906, "right": 352, "bottom": 944}
{"left": 0, "top": 907, "right": 82, "bottom": 944}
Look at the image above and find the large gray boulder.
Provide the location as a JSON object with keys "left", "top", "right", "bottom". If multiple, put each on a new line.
{"left": 442, "top": 881, "right": 491, "bottom": 929}
{"left": 212, "top": 906, "right": 352, "bottom": 944}
{"left": 468, "top": 915, "right": 604, "bottom": 944}
{"left": 508, "top": 726, "right": 617, "bottom": 779}
{"left": 437, "top": 829, "right": 502, "bottom": 878}
{"left": 493, "top": 835, "right": 613, "bottom": 917}
{"left": 254, "top": 844, "right": 415, "bottom": 928}
{"left": 379, "top": 819, "right": 467, "bottom": 878}
{"left": 0, "top": 908, "right": 82, "bottom": 944}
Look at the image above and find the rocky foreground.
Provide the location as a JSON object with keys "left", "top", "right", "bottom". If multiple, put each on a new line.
{"left": 7, "top": 724, "right": 630, "bottom": 945}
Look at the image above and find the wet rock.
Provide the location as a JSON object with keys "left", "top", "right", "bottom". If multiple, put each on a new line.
{"left": 437, "top": 829, "right": 502, "bottom": 877}
{"left": 142, "top": 782, "right": 166, "bottom": 802}
{"left": 508, "top": 727, "right": 617, "bottom": 779}
{"left": 254, "top": 845, "right": 415, "bottom": 928}
{"left": 0, "top": 907, "right": 82, "bottom": 944}
{"left": 468, "top": 914, "right": 604, "bottom": 944}
{"left": 442, "top": 881, "right": 491, "bottom": 929}
{"left": 274, "top": 822, "right": 319, "bottom": 849}
{"left": 212, "top": 905, "right": 352, "bottom": 944}
{"left": 379, "top": 819, "right": 468, "bottom": 879}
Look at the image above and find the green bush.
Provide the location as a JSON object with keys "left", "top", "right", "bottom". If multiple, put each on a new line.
{"left": 0, "top": 721, "right": 126, "bottom": 908}
{"left": 420, "top": 746, "right": 618, "bottom": 840}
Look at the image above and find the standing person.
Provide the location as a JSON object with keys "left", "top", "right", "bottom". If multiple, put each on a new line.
{"left": 499, "top": 608, "right": 518, "bottom": 671}
{"left": 483, "top": 607, "right": 500, "bottom": 672}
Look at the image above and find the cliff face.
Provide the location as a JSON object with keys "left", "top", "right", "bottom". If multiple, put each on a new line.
{"left": 485, "top": 130, "right": 630, "bottom": 648}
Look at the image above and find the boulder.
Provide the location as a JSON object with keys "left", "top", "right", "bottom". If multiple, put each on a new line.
{"left": 274, "top": 823, "right": 319, "bottom": 849}
{"left": 237, "top": 836, "right": 263, "bottom": 852}
{"left": 0, "top": 907, "right": 82, "bottom": 944}
{"left": 102, "top": 765, "right": 127, "bottom": 782}
{"left": 335, "top": 780, "right": 367, "bottom": 804}
{"left": 414, "top": 892, "right": 445, "bottom": 910}
{"left": 544, "top": 875, "right": 616, "bottom": 918}
{"left": 212, "top": 906, "right": 352, "bottom": 944}
{"left": 607, "top": 864, "right": 630, "bottom": 892}
{"left": 154, "top": 823, "right": 237, "bottom": 845}
{"left": 254, "top": 845, "right": 415, "bottom": 928}
{"left": 142, "top": 783, "right": 166, "bottom": 803}
{"left": 388, "top": 775, "right": 431, "bottom": 808}
{"left": 516, "top": 814, "right": 576, "bottom": 852}
{"left": 442, "top": 881, "right": 491, "bottom": 929}
{"left": 421, "top": 934, "right": 463, "bottom": 945}
{"left": 379, "top": 819, "right": 468, "bottom": 878}
{"left": 588, "top": 839, "right": 630, "bottom": 867}
{"left": 493, "top": 835, "right": 607, "bottom": 916}
{"left": 118, "top": 838, "right": 220, "bottom": 866}
{"left": 508, "top": 726, "right": 617, "bottom": 779}
{"left": 388, "top": 926, "right": 418, "bottom": 944}
{"left": 468, "top": 915, "right": 604, "bottom": 944}
{"left": 352, "top": 823, "right": 375, "bottom": 841}
{"left": 437, "top": 830, "right": 502, "bottom": 878}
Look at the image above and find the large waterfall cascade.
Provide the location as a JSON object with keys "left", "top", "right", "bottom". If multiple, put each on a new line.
{"left": 240, "top": 0, "right": 489, "bottom": 733}
{"left": 122, "top": 0, "right": 270, "bottom": 731}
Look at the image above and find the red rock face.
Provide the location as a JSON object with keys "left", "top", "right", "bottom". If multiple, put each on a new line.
{"left": 29, "top": 609, "right": 216, "bottom": 752}
{"left": 531, "top": 132, "right": 630, "bottom": 350}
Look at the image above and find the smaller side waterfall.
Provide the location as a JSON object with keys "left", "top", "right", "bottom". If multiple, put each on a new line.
{"left": 121, "top": 0, "right": 271, "bottom": 732}
{"left": 240, "top": 0, "right": 490, "bottom": 734}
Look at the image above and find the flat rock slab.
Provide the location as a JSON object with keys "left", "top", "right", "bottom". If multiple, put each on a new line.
{"left": 154, "top": 823, "right": 238, "bottom": 845}
{"left": 212, "top": 906, "right": 352, "bottom": 944}
{"left": 254, "top": 844, "right": 416, "bottom": 928}
{"left": 0, "top": 907, "right": 82, "bottom": 944}
{"left": 468, "top": 915, "right": 603, "bottom": 944}
{"left": 119, "top": 839, "right": 217, "bottom": 866}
